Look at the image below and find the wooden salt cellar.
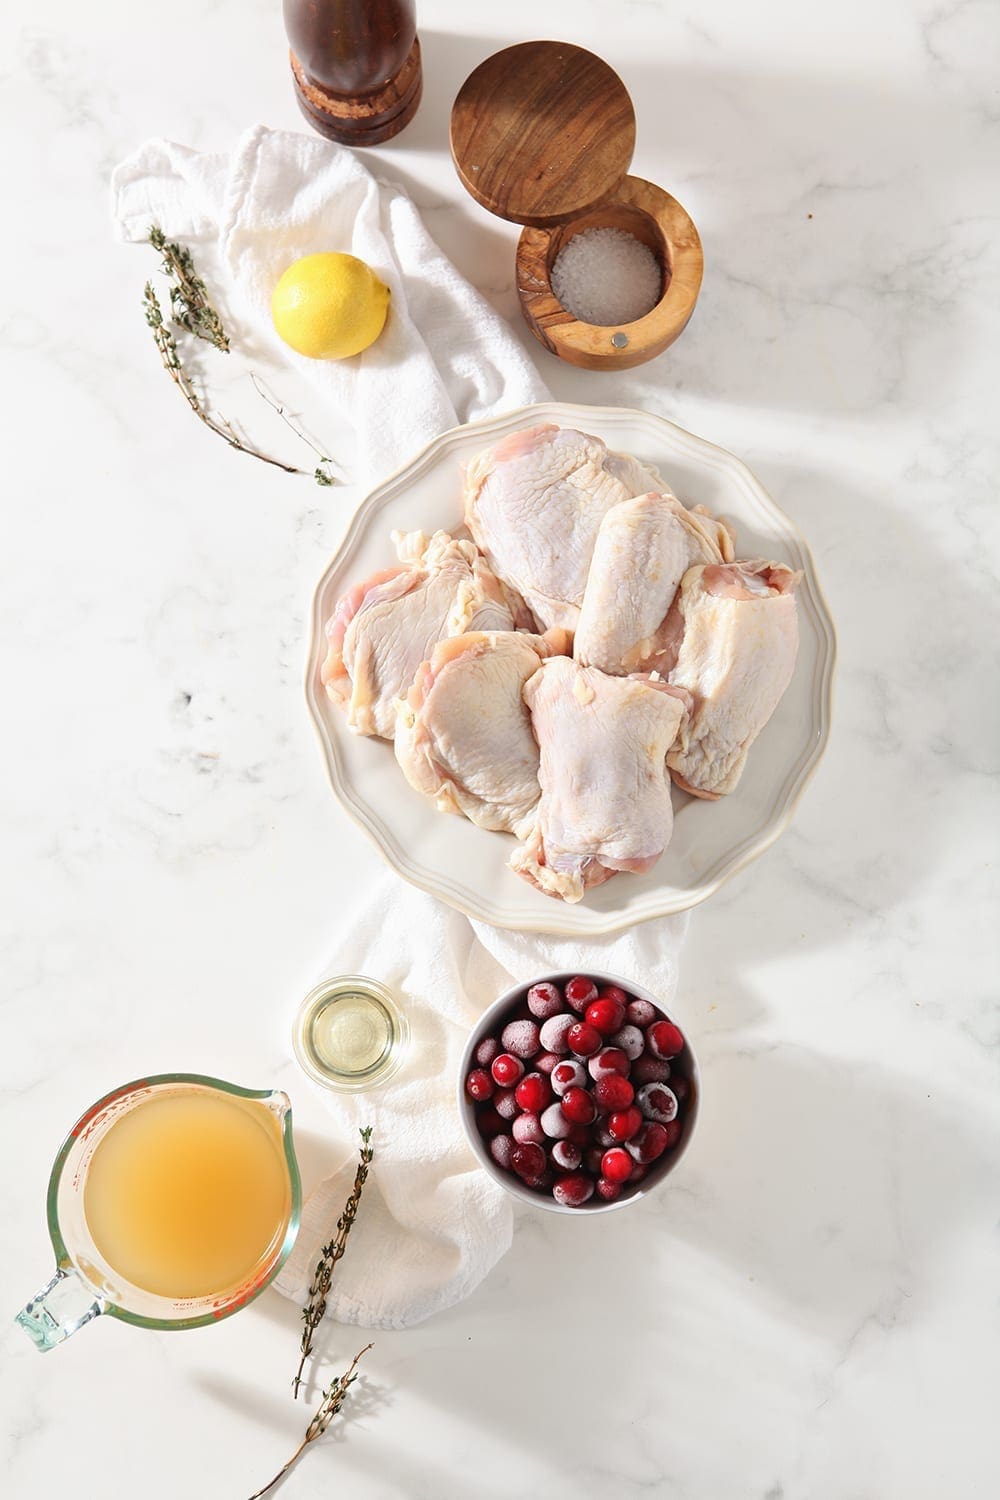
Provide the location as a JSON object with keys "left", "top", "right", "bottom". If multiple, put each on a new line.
{"left": 450, "top": 41, "right": 702, "bottom": 371}
{"left": 284, "top": 0, "right": 422, "bottom": 147}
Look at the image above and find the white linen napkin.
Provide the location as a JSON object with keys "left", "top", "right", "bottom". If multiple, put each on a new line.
{"left": 111, "top": 125, "right": 687, "bottom": 1327}
{"left": 273, "top": 875, "right": 687, "bottom": 1330}
{"left": 111, "top": 125, "right": 548, "bottom": 484}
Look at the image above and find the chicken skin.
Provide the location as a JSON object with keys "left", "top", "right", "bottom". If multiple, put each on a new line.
{"left": 665, "top": 561, "right": 800, "bottom": 799}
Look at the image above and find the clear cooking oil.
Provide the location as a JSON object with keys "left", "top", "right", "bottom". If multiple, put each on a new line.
{"left": 293, "top": 976, "right": 408, "bottom": 1092}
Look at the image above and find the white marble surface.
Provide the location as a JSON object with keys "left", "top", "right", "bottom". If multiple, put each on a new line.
{"left": 2, "top": 0, "right": 999, "bottom": 1495}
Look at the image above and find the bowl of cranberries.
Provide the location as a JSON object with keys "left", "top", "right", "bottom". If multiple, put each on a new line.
{"left": 459, "top": 972, "right": 699, "bottom": 1212}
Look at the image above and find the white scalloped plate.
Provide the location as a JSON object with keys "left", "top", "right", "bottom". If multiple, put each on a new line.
{"left": 305, "top": 403, "right": 836, "bottom": 935}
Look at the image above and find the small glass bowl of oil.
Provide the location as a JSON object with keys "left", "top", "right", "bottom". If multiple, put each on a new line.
{"left": 293, "top": 976, "right": 408, "bottom": 1092}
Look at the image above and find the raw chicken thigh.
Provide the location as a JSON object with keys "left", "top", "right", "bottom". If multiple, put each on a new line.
{"left": 512, "top": 659, "right": 688, "bottom": 903}
{"left": 575, "top": 492, "right": 735, "bottom": 675}
{"left": 321, "top": 531, "right": 514, "bottom": 738}
{"left": 665, "top": 561, "right": 800, "bottom": 799}
{"left": 464, "top": 424, "right": 661, "bottom": 632}
{"left": 395, "top": 630, "right": 567, "bottom": 838}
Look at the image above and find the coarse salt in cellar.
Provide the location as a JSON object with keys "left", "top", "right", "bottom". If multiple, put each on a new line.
{"left": 551, "top": 227, "right": 662, "bottom": 327}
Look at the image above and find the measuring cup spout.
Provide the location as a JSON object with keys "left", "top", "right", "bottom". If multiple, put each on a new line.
{"left": 16, "top": 1267, "right": 106, "bottom": 1352}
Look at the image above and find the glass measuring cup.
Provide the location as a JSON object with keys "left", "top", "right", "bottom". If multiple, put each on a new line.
{"left": 15, "top": 1073, "right": 301, "bottom": 1352}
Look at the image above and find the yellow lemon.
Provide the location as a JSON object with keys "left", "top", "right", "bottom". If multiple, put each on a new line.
{"left": 271, "top": 252, "right": 390, "bottom": 360}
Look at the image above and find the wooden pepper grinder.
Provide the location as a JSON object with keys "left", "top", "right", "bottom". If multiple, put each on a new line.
{"left": 284, "top": 0, "right": 423, "bottom": 146}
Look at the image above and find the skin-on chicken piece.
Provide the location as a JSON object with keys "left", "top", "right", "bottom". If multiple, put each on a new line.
{"left": 321, "top": 531, "right": 514, "bottom": 738}
{"left": 574, "top": 492, "right": 735, "bottom": 675}
{"left": 463, "top": 424, "right": 662, "bottom": 633}
{"left": 395, "top": 630, "right": 568, "bottom": 838}
{"left": 665, "top": 561, "right": 800, "bottom": 800}
{"left": 511, "top": 659, "right": 688, "bottom": 903}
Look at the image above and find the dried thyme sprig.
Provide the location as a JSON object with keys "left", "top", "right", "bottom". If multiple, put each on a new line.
{"left": 149, "top": 225, "right": 230, "bottom": 351}
{"left": 248, "top": 1342, "right": 373, "bottom": 1499}
{"left": 250, "top": 373, "right": 336, "bottom": 487}
{"left": 293, "top": 1126, "right": 374, "bottom": 1399}
{"left": 143, "top": 225, "right": 335, "bottom": 484}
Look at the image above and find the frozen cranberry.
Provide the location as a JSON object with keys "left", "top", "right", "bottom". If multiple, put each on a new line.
{"left": 564, "top": 976, "right": 599, "bottom": 1013}
{"left": 526, "top": 981, "right": 564, "bottom": 1020}
{"left": 465, "top": 1068, "right": 494, "bottom": 1102}
{"left": 493, "top": 1088, "right": 519, "bottom": 1121}
{"left": 512, "top": 1112, "right": 545, "bottom": 1146}
{"left": 501, "top": 1018, "right": 541, "bottom": 1059}
{"left": 627, "top": 1122, "right": 669, "bottom": 1162}
{"left": 594, "top": 1075, "right": 634, "bottom": 1112}
{"left": 489, "top": 1133, "right": 514, "bottom": 1170}
{"left": 647, "top": 1020, "right": 684, "bottom": 1060}
{"left": 595, "top": 1177, "right": 622, "bottom": 1202}
{"left": 608, "top": 1105, "right": 643, "bottom": 1142}
{"left": 609, "top": 1024, "right": 644, "bottom": 1060}
{"left": 551, "top": 1140, "right": 582, "bottom": 1171}
{"left": 669, "top": 1075, "right": 689, "bottom": 1103}
{"left": 475, "top": 1035, "right": 500, "bottom": 1068}
{"left": 628, "top": 1161, "right": 649, "bottom": 1183}
{"left": 661, "top": 1119, "right": 683, "bottom": 1149}
{"left": 632, "top": 1054, "right": 671, "bottom": 1085}
{"left": 524, "top": 1170, "right": 553, "bottom": 1192}
{"left": 626, "top": 998, "right": 657, "bottom": 1028}
{"left": 567, "top": 1021, "right": 602, "bottom": 1057}
{"left": 511, "top": 1143, "right": 546, "bottom": 1180}
{"left": 515, "top": 1072, "right": 552, "bottom": 1113}
{"left": 475, "top": 1107, "right": 504, "bottom": 1137}
{"left": 551, "top": 1059, "right": 587, "bottom": 1096}
{"left": 553, "top": 1172, "right": 594, "bottom": 1207}
{"left": 637, "top": 1083, "right": 678, "bottom": 1123}
{"left": 601, "top": 1147, "right": 633, "bottom": 1183}
{"left": 585, "top": 996, "right": 626, "bottom": 1035}
{"left": 599, "top": 984, "right": 629, "bottom": 1007}
{"left": 539, "top": 1102, "right": 573, "bottom": 1139}
{"left": 534, "top": 1050, "right": 560, "bottom": 1075}
{"left": 539, "top": 1013, "right": 576, "bottom": 1054}
{"left": 588, "top": 1046, "right": 630, "bottom": 1081}
{"left": 593, "top": 1122, "right": 617, "bottom": 1149}
{"left": 491, "top": 1053, "right": 525, "bottom": 1087}
{"left": 560, "top": 1087, "right": 597, "bottom": 1125}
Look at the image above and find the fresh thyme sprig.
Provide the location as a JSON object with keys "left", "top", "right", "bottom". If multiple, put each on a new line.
{"left": 149, "top": 226, "right": 230, "bottom": 351}
{"left": 293, "top": 1126, "right": 374, "bottom": 1399}
{"left": 143, "top": 225, "right": 335, "bottom": 484}
{"left": 250, "top": 373, "right": 336, "bottom": 487}
{"left": 247, "top": 1342, "right": 374, "bottom": 1500}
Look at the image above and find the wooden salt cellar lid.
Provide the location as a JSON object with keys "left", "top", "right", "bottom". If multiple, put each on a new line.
{"left": 450, "top": 40, "right": 703, "bottom": 371}
{"left": 451, "top": 42, "right": 636, "bottom": 229}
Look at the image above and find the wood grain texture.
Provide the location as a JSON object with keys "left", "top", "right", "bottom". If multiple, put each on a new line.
{"left": 450, "top": 41, "right": 636, "bottom": 228}
{"left": 289, "top": 35, "right": 422, "bottom": 146}
{"left": 515, "top": 177, "right": 704, "bottom": 370}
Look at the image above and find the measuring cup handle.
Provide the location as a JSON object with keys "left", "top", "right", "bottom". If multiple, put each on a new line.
{"left": 15, "top": 1267, "right": 107, "bottom": 1352}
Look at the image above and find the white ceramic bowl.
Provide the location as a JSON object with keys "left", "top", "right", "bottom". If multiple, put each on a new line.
{"left": 457, "top": 971, "right": 700, "bottom": 1215}
{"left": 305, "top": 401, "right": 836, "bottom": 936}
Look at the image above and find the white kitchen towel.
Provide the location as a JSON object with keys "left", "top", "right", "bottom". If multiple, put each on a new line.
{"left": 273, "top": 875, "right": 687, "bottom": 1329}
{"left": 111, "top": 125, "right": 548, "bottom": 484}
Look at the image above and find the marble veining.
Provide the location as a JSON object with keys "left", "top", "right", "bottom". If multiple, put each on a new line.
{"left": 1, "top": 0, "right": 998, "bottom": 1497}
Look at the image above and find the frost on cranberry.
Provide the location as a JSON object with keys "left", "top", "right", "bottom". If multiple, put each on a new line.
{"left": 588, "top": 1046, "right": 629, "bottom": 1081}
{"left": 475, "top": 1035, "right": 501, "bottom": 1068}
{"left": 501, "top": 1018, "right": 541, "bottom": 1059}
{"left": 513, "top": 1112, "right": 545, "bottom": 1146}
{"left": 609, "top": 1024, "right": 644, "bottom": 1060}
{"left": 539, "top": 1013, "right": 577, "bottom": 1055}
{"left": 637, "top": 1083, "right": 678, "bottom": 1124}
{"left": 625, "top": 998, "right": 657, "bottom": 1028}
{"left": 515, "top": 1072, "right": 552, "bottom": 1113}
{"left": 465, "top": 1068, "right": 494, "bottom": 1102}
{"left": 493, "top": 1088, "right": 519, "bottom": 1122}
{"left": 540, "top": 1102, "right": 573, "bottom": 1139}
{"left": 489, "top": 1134, "right": 514, "bottom": 1170}
{"left": 553, "top": 1172, "right": 594, "bottom": 1207}
{"left": 646, "top": 1020, "right": 684, "bottom": 1060}
{"left": 534, "top": 1050, "right": 560, "bottom": 1075}
{"left": 564, "top": 975, "right": 599, "bottom": 1013}
{"left": 550, "top": 1059, "right": 587, "bottom": 1096}
{"left": 627, "top": 1122, "right": 669, "bottom": 1163}
{"left": 551, "top": 1140, "right": 582, "bottom": 1171}
{"left": 595, "top": 1177, "right": 622, "bottom": 1202}
{"left": 632, "top": 1054, "right": 671, "bottom": 1085}
{"left": 526, "top": 981, "right": 564, "bottom": 1021}
{"left": 593, "top": 1122, "right": 617, "bottom": 1149}
{"left": 511, "top": 1143, "right": 546, "bottom": 1180}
